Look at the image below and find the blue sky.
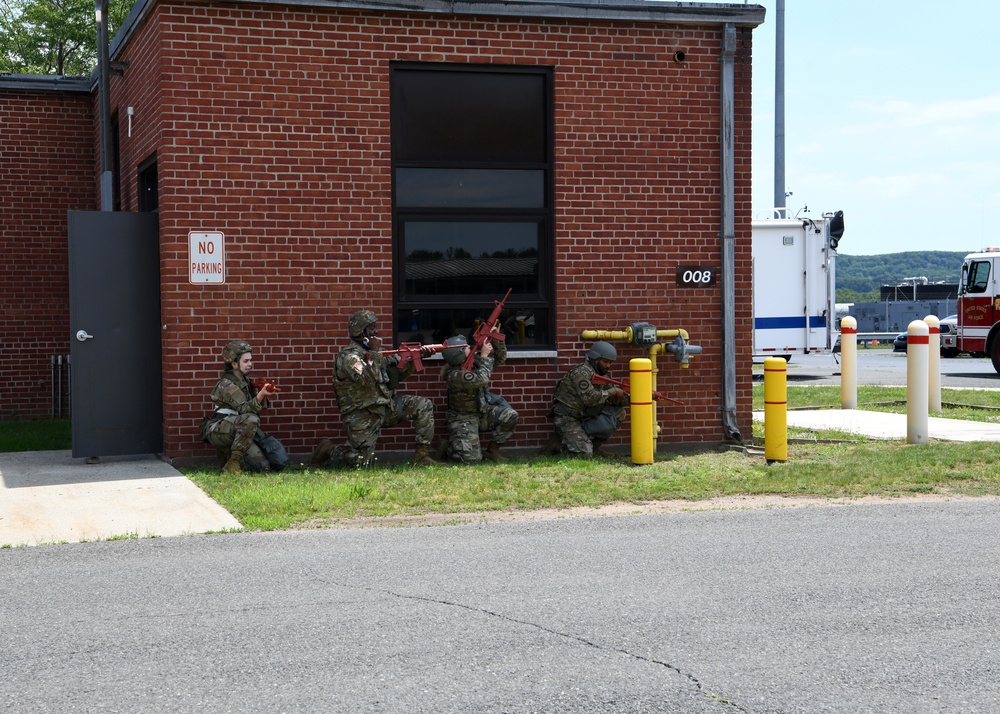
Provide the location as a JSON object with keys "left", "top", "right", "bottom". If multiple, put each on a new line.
{"left": 746, "top": 0, "right": 1000, "bottom": 256}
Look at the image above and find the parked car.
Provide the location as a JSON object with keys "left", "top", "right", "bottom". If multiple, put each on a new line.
{"left": 940, "top": 315, "right": 959, "bottom": 357}
{"left": 892, "top": 316, "right": 956, "bottom": 355}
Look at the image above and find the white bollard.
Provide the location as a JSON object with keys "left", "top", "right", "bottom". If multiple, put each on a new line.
{"left": 924, "top": 315, "right": 942, "bottom": 412}
{"left": 907, "top": 320, "right": 929, "bottom": 444}
{"left": 840, "top": 316, "right": 857, "bottom": 409}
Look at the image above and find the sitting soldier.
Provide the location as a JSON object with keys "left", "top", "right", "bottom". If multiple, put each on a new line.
{"left": 200, "top": 339, "right": 288, "bottom": 473}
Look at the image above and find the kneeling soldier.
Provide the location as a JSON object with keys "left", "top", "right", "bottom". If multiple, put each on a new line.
{"left": 544, "top": 341, "right": 627, "bottom": 458}
{"left": 440, "top": 334, "right": 519, "bottom": 462}
{"left": 313, "top": 310, "right": 438, "bottom": 467}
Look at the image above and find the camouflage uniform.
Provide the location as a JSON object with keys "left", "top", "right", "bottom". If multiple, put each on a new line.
{"left": 442, "top": 339, "right": 518, "bottom": 462}
{"left": 200, "top": 370, "right": 288, "bottom": 471}
{"left": 551, "top": 360, "right": 626, "bottom": 457}
{"left": 331, "top": 341, "right": 434, "bottom": 467}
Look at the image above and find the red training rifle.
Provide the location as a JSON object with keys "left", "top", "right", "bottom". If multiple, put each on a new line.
{"left": 253, "top": 376, "right": 278, "bottom": 393}
{"left": 591, "top": 373, "right": 683, "bottom": 406}
{"left": 381, "top": 342, "right": 449, "bottom": 372}
{"left": 461, "top": 288, "right": 513, "bottom": 371}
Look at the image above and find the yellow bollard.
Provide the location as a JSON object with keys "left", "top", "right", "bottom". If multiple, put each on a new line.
{"left": 763, "top": 357, "right": 788, "bottom": 462}
{"left": 629, "top": 358, "right": 654, "bottom": 465}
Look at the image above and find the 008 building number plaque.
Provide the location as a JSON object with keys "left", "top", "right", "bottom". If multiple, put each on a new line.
{"left": 676, "top": 265, "right": 717, "bottom": 288}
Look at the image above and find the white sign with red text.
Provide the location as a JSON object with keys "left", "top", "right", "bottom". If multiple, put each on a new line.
{"left": 189, "top": 231, "right": 225, "bottom": 284}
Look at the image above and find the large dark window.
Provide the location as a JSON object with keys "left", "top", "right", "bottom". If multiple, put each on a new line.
{"left": 391, "top": 63, "right": 554, "bottom": 348}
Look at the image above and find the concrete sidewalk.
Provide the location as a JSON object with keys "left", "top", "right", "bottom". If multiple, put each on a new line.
{"left": 753, "top": 409, "right": 1000, "bottom": 442}
{"left": 0, "top": 451, "right": 242, "bottom": 547}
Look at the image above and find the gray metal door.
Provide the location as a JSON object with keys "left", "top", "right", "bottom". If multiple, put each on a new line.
{"left": 68, "top": 211, "right": 162, "bottom": 457}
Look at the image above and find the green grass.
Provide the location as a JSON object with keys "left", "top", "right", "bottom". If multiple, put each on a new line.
{"left": 183, "top": 384, "right": 1000, "bottom": 531}
{"left": 184, "top": 438, "right": 1000, "bottom": 531}
{"left": 0, "top": 418, "right": 71, "bottom": 452}
{"left": 8, "top": 402, "right": 1000, "bottom": 534}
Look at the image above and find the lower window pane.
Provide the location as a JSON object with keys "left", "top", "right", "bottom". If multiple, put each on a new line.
{"left": 403, "top": 221, "right": 540, "bottom": 296}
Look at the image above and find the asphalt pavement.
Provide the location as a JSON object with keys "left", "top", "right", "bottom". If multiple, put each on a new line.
{"left": 3, "top": 500, "right": 1000, "bottom": 712}
{"left": 773, "top": 349, "right": 1000, "bottom": 389}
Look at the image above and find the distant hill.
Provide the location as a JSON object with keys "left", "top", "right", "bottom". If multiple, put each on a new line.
{"left": 837, "top": 251, "right": 968, "bottom": 301}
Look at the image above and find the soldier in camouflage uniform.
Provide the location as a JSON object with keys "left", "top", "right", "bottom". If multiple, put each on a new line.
{"left": 542, "top": 341, "right": 627, "bottom": 458}
{"left": 200, "top": 339, "right": 289, "bottom": 473}
{"left": 440, "top": 334, "right": 518, "bottom": 463}
{"left": 311, "top": 310, "right": 437, "bottom": 468}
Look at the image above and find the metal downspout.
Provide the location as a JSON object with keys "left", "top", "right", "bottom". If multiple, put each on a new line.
{"left": 95, "top": 0, "right": 113, "bottom": 211}
{"left": 720, "top": 23, "right": 740, "bottom": 441}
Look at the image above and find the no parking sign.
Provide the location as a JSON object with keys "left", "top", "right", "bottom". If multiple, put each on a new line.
{"left": 189, "top": 231, "right": 225, "bottom": 284}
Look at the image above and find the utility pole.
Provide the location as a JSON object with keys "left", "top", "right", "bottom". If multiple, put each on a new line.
{"left": 773, "top": 0, "right": 785, "bottom": 212}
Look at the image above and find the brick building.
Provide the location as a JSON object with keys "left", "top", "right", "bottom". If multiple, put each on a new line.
{"left": 0, "top": 0, "right": 764, "bottom": 462}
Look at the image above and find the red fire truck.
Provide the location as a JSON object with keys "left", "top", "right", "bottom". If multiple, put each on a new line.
{"left": 957, "top": 247, "right": 1000, "bottom": 373}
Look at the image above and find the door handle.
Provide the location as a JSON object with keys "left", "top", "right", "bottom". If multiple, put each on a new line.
{"left": 76, "top": 330, "right": 94, "bottom": 342}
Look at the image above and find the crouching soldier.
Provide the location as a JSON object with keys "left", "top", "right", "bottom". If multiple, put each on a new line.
{"left": 200, "top": 339, "right": 289, "bottom": 473}
{"left": 542, "top": 341, "right": 627, "bottom": 458}
{"left": 312, "top": 310, "right": 438, "bottom": 468}
{"left": 440, "top": 334, "right": 518, "bottom": 462}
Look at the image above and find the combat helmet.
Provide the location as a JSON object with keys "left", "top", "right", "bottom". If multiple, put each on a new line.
{"left": 442, "top": 335, "right": 469, "bottom": 366}
{"left": 348, "top": 310, "right": 377, "bottom": 338}
{"left": 222, "top": 339, "right": 252, "bottom": 365}
{"left": 587, "top": 341, "right": 617, "bottom": 362}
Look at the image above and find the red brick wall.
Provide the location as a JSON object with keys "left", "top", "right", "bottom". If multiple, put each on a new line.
{"left": 0, "top": 91, "right": 95, "bottom": 420}
{"left": 101, "top": 6, "right": 754, "bottom": 458}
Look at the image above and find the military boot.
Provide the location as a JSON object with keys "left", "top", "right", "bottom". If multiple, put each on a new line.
{"left": 215, "top": 448, "right": 229, "bottom": 468}
{"left": 591, "top": 439, "right": 613, "bottom": 458}
{"left": 223, "top": 453, "right": 243, "bottom": 473}
{"left": 309, "top": 438, "right": 336, "bottom": 467}
{"left": 483, "top": 441, "right": 506, "bottom": 462}
{"left": 538, "top": 432, "right": 563, "bottom": 456}
{"left": 413, "top": 444, "right": 440, "bottom": 466}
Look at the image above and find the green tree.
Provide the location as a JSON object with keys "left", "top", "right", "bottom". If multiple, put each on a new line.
{"left": 836, "top": 288, "right": 880, "bottom": 303}
{"left": 1, "top": 0, "right": 131, "bottom": 76}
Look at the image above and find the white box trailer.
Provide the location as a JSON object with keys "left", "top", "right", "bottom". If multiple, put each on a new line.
{"left": 752, "top": 210, "right": 844, "bottom": 360}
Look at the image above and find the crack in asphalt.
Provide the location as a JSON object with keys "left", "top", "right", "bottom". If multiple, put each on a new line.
{"left": 344, "top": 581, "right": 749, "bottom": 711}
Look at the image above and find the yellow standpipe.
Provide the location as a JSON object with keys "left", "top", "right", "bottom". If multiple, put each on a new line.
{"left": 648, "top": 342, "right": 665, "bottom": 438}
{"left": 582, "top": 327, "right": 691, "bottom": 358}
{"left": 763, "top": 357, "right": 788, "bottom": 462}
{"left": 581, "top": 325, "right": 698, "bottom": 450}
{"left": 629, "top": 358, "right": 654, "bottom": 464}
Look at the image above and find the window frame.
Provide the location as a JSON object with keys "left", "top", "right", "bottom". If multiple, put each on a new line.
{"left": 967, "top": 260, "right": 991, "bottom": 294}
{"left": 389, "top": 61, "right": 555, "bottom": 349}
